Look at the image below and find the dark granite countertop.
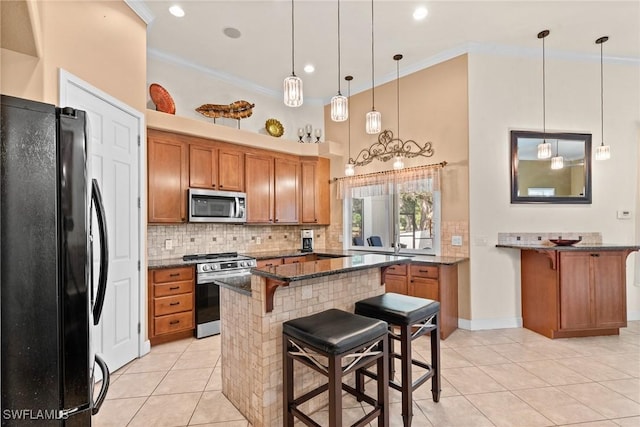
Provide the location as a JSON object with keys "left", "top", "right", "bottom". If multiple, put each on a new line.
{"left": 212, "top": 274, "right": 252, "bottom": 296}
{"left": 251, "top": 253, "right": 412, "bottom": 283}
{"left": 496, "top": 243, "right": 640, "bottom": 251}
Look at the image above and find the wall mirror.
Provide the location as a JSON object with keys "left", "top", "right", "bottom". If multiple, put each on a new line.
{"left": 511, "top": 130, "right": 592, "bottom": 204}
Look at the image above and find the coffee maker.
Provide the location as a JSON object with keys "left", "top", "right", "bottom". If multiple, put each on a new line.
{"left": 301, "top": 229, "right": 313, "bottom": 252}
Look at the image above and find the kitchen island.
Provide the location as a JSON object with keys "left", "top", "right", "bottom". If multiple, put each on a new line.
{"left": 218, "top": 253, "right": 411, "bottom": 426}
{"left": 498, "top": 243, "right": 640, "bottom": 339}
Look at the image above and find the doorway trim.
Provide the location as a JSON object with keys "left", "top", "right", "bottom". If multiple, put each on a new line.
{"left": 58, "top": 69, "right": 150, "bottom": 357}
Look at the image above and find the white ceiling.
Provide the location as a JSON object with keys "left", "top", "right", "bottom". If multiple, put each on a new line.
{"left": 139, "top": 0, "right": 640, "bottom": 103}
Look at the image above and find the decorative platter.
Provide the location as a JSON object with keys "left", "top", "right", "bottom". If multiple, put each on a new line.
{"left": 549, "top": 238, "right": 582, "bottom": 246}
{"left": 149, "top": 83, "right": 176, "bottom": 114}
{"left": 265, "top": 118, "right": 284, "bottom": 137}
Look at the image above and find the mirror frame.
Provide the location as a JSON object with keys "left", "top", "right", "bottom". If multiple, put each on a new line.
{"left": 510, "top": 130, "right": 592, "bottom": 204}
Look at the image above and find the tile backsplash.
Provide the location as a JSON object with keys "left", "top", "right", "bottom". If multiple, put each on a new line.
{"left": 497, "top": 232, "right": 602, "bottom": 245}
{"left": 147, "top": 224, "right": 327, "bottom": 260}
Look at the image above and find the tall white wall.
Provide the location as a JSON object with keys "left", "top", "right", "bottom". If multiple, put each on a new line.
{"left": 147, "top": 54, "right": 325, "bottom": 144}
{"left": 468, "top": 52, "right": 640, "bottom": 327}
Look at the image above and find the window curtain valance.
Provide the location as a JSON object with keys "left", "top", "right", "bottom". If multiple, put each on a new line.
{"left": 336, "top": 161, "right": 446, "bottom": 199}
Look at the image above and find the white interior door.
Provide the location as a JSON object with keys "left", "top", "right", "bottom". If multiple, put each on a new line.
{"left": 60, "top": 70, "right": 144, "bottom": 372}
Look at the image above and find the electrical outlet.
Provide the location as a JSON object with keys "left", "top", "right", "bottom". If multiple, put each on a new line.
{"left": 452, "top": 235, "right": 463, "bottom": 246}
{"left": 164, "top": 239, "right": 172, "bottom": 250}
{"left": 256, "top": 237, "right": 262, "bottom": 244}
{"left": 617, "top": 210, "right": 632, "bottom": 219}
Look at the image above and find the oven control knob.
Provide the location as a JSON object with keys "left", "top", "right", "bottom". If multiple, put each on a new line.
{"left": 202, "top": 265, "right": 210, "bottom": 272}
{"left": 212, "top": 264, "right": 219, "bottom": 270}
{"left": 239, "top": 261, "right": 246, "bottom": 267}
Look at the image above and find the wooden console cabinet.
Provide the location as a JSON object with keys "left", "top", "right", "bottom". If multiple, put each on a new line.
{"left": 148, "top": 266, "right": 195, "bottom": 345}
{"left": 383, "top": 262, "right": 459, "bottom": 339}
{"left": 520, "top": 248, "right": 636, "bottom": 338}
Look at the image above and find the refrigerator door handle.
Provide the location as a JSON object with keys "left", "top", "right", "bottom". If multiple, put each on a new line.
{"left": 91, "top": 354, "right": 110, "bottom": 415}
{"left": 91, "top": 178, "right": 109, "bottom": 325}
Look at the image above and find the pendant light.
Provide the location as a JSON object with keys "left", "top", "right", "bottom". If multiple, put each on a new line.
{"left": 344, "top": 75, "right": 355, "bottom": 176}
{"left": 595, "top": 36, "right": 611, "bottom": 160}
{"left": 392, "top": 54, "right": 404, "bottom": 170}
{"left": 330, "top": 0, "right": 348, "bottom": 122}
{"left": 537, "top": 30, "right": 552, "bottom": 159}
{"left": 283, "top": 0, "right": 303, "bottom": 107}
{"left": 550, "top": 140, "right": 564, "bottom": 169}
{"left": 365, "top": 0, "right": 381, "bottom": 134}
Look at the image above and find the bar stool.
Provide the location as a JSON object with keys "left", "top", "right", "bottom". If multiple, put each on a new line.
{"left": 282, "top": 308, "right": 389, "bottom": 427}
{"left": 355, "top": 293, "right": 441, "bottom": 427}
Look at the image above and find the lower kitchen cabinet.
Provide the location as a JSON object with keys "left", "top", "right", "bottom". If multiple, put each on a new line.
{"left": 148, "top": 266, "right": 195, "bottom": 345}
{"left": 383, "top": 262, "right": 458, "bottom": 339}
{"left": 521, "top": 249, "right": 630, "bottom": 338}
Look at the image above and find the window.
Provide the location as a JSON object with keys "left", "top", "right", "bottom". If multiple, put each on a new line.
{"left": 339, "top": 167, "right": 442, "bottom": 255}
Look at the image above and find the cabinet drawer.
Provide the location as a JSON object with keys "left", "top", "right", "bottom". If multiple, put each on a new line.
{"left": 385, "top": 264, "right": 407, "bottom": 275}
{"left": 284, "top": 256, "right": 307, "bottom": 264}
{"left": 410, "top": 264, "right": 439, "bottom": 279}
{"left": 153, "top": 267, "right": 194, "bottom": 283}
{"left": 154, "top": 280, "right": 194, "bottom": 297}
{"left": 154, "top": 311, "right": 193, "bottom": 335}
{"left": 257, "top": 258, "right": 284, "bottom": 268}
{"left": 409, "top": 277, "right": 439, "bottom": 300}
{"left": 154, "top": 293, "right": 193, "bottom": 316}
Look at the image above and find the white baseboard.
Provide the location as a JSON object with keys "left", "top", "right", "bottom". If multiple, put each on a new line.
{"left": 458, "top": 317, "right": 523, "bottom": 331}
{"left": 141, "top": 339, "right": 151, "bottom": 357}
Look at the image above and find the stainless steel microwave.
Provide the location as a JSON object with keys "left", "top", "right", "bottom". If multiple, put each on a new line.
{"left": 188, "top": 189, "right": 247, "bottom": 223}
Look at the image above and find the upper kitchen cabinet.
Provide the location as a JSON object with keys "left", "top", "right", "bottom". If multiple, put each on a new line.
{"left": 245, "top": 154, "right": 300, "bottom": 224}
{"left": 274, "top": 157, "right": 299, "bottom": 224}
{"left": 189, "top": 143, "right": 245, "bottom": 192}
{"left": 245, "top": 153, "right": 274, "bottom": 223}
{"left": 300, "top": 157, "right": 330, "bottom": 225}
{"left": 148, "top": 129, "right": 188, "bottom": 223}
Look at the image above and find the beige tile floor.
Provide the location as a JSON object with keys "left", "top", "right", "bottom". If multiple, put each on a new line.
{"left": 94, "top": 321, "right": 640, "bottom": 426}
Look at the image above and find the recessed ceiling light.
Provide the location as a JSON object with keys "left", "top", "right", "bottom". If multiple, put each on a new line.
{"left": 223, "top": 27, "right": 242, "bottom": 39}
{"left": 413, "top": 6, "right": 428, "bottom": 21}
{"left": 169, "top": 5, "right": 185, "bottom": 18}
{"left": 303, "top": 64, "right": 315, "bottom": 73}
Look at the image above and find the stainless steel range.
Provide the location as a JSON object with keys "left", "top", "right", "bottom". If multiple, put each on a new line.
{"left": 183, "top": 252, "right": 256, "bottom": 338}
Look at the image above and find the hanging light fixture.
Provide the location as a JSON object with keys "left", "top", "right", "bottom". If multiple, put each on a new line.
{"left": 550, "top": 140, "right": 564, "bottom": 169}
{"left": 537, "top": 30, "right": 552, "bottom": 159}
{"left": 365, "top": 0, "right": 381, "bottom": 134}
{"left": 330, "top": 0, "right": 348, "bottom": 122}
{"left": 348, "top": 53, "right": 434, "bottom": 168}
{"left": 344, "top": 75, "right": 355, "bottom": 176}
{"left": 283, "top": 0, "right": 303, "bottom": 107}
{"left": 392, "top": 54, "right": 405, "bottom": 170}
{"left": 595, "top": 36, "right": 611, "bottom": 160}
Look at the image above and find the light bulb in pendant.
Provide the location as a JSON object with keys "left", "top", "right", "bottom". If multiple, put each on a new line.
{"left": 550, "top": 155, "right": 564, "bottom": 170}
{"left": 345, "top": 163, "right": 355, "bottom": 176}
{"left": 392, "top": 156, "right": 405, "bottom": 170}
{"left": 537, "top": 140, "right": 552, "bottom": 159}
{"left": 331, "top": 94, "right": 348, "bottom": 122}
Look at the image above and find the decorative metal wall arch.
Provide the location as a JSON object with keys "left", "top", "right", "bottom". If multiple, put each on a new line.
{"left": 348, "top": 129, "right": 434, "bottom": 167}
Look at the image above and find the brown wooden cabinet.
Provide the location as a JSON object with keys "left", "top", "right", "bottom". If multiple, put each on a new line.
{"left": 274, "top": 157, "right": 299, "bottom": 224}
{"left": 189, "top": 144, "right": 245, "bottom": 192}
{"left": 383, "top": 262, "right": 458, "bottom": 339}
{"left": 148, "top": 130, "right": 188, "bottom": 223}
{"left": 245, "top": 154, "right": 299, "bottom": 224}
{"left": 245, "top": 153, "right": 274, "bottom": 223}
{"left": 148, "top": 266, "right": 195, "bottom": 345}
{"left": 300, "top": 157, "right": 330, "bottom": 225}
{"left": 521, "top": 249, "right": 631, "bottom": 338}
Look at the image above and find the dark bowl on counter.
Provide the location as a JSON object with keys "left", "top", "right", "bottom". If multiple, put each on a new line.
{"left": 549, "top": 238, "right": 582, "bottom": 246}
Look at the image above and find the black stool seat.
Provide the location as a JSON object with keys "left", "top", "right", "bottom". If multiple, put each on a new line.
{"left": 283, "top": 308, "right": 389, "bottom": 426}
{"left": 355, "top": 293, "right": 441, "bottom": 427}
{"left": 283, "top": 308, "right": 388, "bottom": 354}
{"left": 354, "top": 293, "right": 440, "bottom": 326}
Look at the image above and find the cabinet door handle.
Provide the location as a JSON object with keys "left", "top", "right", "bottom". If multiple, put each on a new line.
{"left": 419, "top": 269, "right": 431, "bottom": 273}
{"left": 219, "top": 184, "right": 223, "bottom": 188}
{"left": 169, "top": 273, "right": 180, "bottom": 277}
{"left": 169, "top": 320, "right": 180, "bottom": 325}
{"left": 169, "top": 286, "right": 180, "bottom": 290}
{"left": 265, "top": 263, "right": 274, "bottom": 267}
{"left": 274, "top": 218, "right": 279, "bottom": 222}
{"left": 169, "top": 302, "right": 180, "bottom": 306}
{"left": 590, "top": 253, "right": 601, "bottom": 257}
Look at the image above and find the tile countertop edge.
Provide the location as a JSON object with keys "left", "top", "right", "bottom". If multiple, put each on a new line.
{"left": 496, "top": 244, "right": 640, "bottom": 251}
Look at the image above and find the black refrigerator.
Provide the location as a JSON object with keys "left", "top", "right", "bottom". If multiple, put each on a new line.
{"left": 1, "top": 95, "right": 110, "bottom": 425}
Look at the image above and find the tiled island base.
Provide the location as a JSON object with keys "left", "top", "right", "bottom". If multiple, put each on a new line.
{"left": 220, "top": 268, "right": 384, "bottom": 426}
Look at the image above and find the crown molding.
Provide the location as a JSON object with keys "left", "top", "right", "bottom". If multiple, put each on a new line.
{"left": 124, "top": 0, "right": 154, "bottom": 25}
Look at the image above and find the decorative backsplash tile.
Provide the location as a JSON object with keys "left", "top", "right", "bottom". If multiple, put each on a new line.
{"left": 497, "top": 232, "right": 602, "bottom": 245}
{"left": 442, "top": 220, "right": 469, "bottom": 257}
{"left": 147, "top": 224, "right": 327, "bottom": 260}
